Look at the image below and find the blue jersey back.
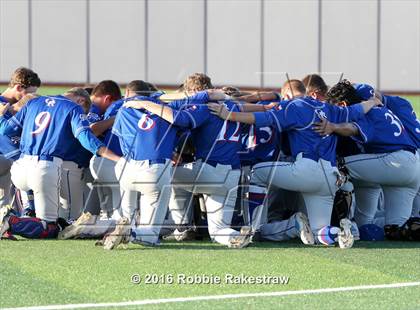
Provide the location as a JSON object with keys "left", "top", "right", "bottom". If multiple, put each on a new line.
{"left": 112, "top": 98, "right": 177, "bottom": 161}
{"left": 4, "top": 95, "right": 93, "bottom": 159}
{"left": 352, "top": 107, "right": 417, "bottom": 154}
{"left": 239, "top": 100, "right": 280, "bottom": 166}
{"left": 253, "top": 97, "right": 365, "bottom": 165}
{"left": 102, "top": 92, "right": 164, "bottom": 156}
{"left": 355, "top": 83, "right": 420, "bottom": 148}
{"left": 382, "top": 96, "right": 420, "bottom": 148}
{"left": 169, "top": 92, "right": 242, "bottom": 167}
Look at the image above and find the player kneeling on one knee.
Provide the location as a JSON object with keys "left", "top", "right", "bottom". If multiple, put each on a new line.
{"left": 96, "top": 94, "right": 178, "bottom": 250}
{"left": 118, "top": 77, "right": 252, "bottom": 249}
{"left": 209, "top": 80, "right": 380, "bottom": 248}
{"left": 320, "top": 81, "right": 420, "bottom": 241}
{"left": 0, "top": 88, "right": 121, "bottom": 239}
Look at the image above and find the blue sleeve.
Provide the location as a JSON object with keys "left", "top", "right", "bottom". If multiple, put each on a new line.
{"left": 331, "top": 104, "right": 364, "bottom": 123}
{"left": 0, "top": 105, "right": 27, "bottom": 136}
{"left": 77, "top": 130, "right": 105, "bottom": 155}
{"left": 169, "top": 91, "right": 209, "bottom": 109}
{"left": 69, "top": 106, "right": 105, "bottom": 154}
{"left": 171, "top": 104, "right": 210, "bottom": 129}
{"left": 254, "top": 103, "right": 298, "bottom": 132}
{"left": 70, "top": 106, "right": 90, "bottom": 138}
{"left": 351, "top": 115, "right": 372, "bottom": 144}
{"left": 111, "top": 111, "right": 123, "bottom": 138}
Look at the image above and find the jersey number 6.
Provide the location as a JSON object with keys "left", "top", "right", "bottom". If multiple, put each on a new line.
{"left": 31, "top": 111, "right": 51, "bottom": 135}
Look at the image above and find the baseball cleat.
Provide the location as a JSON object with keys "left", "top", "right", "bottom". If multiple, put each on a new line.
{"left": 1, "top": 231, "right": 17, "bottom": 241}
{"left": 57, "top": 212, "right": 96, "bottom": 240}
{"left": 295, "top": 212, "right": 315, "bottom": 245}
{"left": 228, "top": 226, "right": 252, "bottom": 249}
{"left": 0, "top": 205, "right": 12, "bottom": 237}
{"left": 103, "top": 217, "right": 131, "bottom": 250}
{"left": 164, "top": 228, "right": 196, "bottom": 241}
{"left": 338, "top": 218, "right": 354, "bottom": 249}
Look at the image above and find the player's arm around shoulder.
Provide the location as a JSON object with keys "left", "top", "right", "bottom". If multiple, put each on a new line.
{"left": 123, "top": 99, "right": 175, "bottom": 124}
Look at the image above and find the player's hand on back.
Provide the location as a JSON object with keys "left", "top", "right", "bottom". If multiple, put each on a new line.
{"left": 313, "top": 118, "right": 335, "bottom": 136}
{"left": 208, "top": 102, "right": 230, "bottom": 120}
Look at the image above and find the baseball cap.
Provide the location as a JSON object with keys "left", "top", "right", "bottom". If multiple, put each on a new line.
{"left": 353, "top": 83, "right": 375, "bottom": 101}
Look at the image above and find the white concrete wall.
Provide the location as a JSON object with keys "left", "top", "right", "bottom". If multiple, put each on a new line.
{"left": 31, "top": 0, "right": 87, "bottom": 83}
{"left": 380, "top": 0, "right": 420, "bottom": 91}
{"left": 0, "top": 0, "right": 418, "bottom": 91}
{"left": 0, "top": 0, "right": 29, "bottom": 80}
{"left": 89, "top": 0, "right": 145, "bottom": 83}
{"left": 148, "top": 0, "right": 204, "bottom": 85}
{"left": 207, "top": 0, "right": 261, "bottom": 87}
{"left": 263, "top": 0, "right": 318, "bottom": 88}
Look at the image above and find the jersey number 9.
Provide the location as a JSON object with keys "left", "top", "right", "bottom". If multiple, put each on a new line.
{"left": 31, "top": 111, "right": 51, "bottom": 135}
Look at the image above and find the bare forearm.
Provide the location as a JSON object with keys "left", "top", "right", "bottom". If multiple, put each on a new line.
{"left": 159, "top": 92, "right": 187, "bottom": 103}
{"left": 241, "top": 103, "right": 269, "bottom": 112}
{"left": 90, "top": 117, "right": 115, "bottom": 136}
{"left": 140, "top": 101, "right": 174, "bottom": 123}
{"left": 360, "top": 98, "right": 381, "bottom": 113}
{"left": 227, "top": 112, "right": 256, "bottom": 124}
{"left": 237, "top": 92, "right": 278, "bottom": 103}
{"left": 331, "top": 123, "right": 359, "bottom": 136}
{"left": 97, "top": 146, "right": 121, "bottom": 162}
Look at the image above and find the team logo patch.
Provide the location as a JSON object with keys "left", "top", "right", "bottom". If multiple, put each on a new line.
{"left": 138, "top": 114, "right": 155, "bottom": 131}
{"left": 45, "top": 98, "right": 56, "bottom": 107}
{"left": 315, "top": 109, "right": 327, "bottom": 120}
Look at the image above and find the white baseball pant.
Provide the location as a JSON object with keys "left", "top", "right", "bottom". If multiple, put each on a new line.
{"left": 345, "top": 150, "right": 420, "bottom": 226}
{"left": 251, "top": 153, "right": 339, "bottom": 233}
{"left": 169, "top": 160, "right": 241, "bottom": 246}
{"left": 59, "top": 160, "right": 84, "bottom": 221}
{"left": 90, "top": 155, "right": 121, "bottom": 216}
{"left": 11, "top": 155, "right": 62, "bottom": 222}
{"left": 0, "top": 155, "right": 12, "bottom": 207}
{"left": 115, "top": 158, "right": 172, "bottom": 245}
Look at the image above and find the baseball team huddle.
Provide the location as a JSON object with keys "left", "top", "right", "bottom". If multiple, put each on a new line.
{"left": 0, "top": 67, "right": 419, "bottom": 250}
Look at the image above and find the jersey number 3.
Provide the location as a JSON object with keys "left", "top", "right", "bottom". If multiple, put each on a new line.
{"left": 31, "top": 111, "right": 51, "bottom": 135}
{"left": 385, "top": 112, "right": 403, "bottom": 137}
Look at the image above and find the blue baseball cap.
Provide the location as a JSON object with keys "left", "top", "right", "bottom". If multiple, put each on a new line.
{"left": 353, "top": 83, "right": 375, "bottom": 101}
{"left": 359, "top": 224, "right": 385, "bottom": 241}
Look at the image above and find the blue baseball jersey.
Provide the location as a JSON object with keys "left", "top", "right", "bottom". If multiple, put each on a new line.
{"left": 382, "top": 96, "right": 420, "bottom": 149}
{"left": 239, "top": 100, "right": 281, "bottom": 166}
{"left": 87, "top": 104, "right": 102, "bottom": 124}
{"left": 253, "top": 97, "right": 366, "bottom": 165}
{"left": 0, "top": 96, "right": 21, "bottom": 159}
{"left": 102, "top": 92, "right": 164, "bottom": 157}
{"left": 0, "top": 96, "right": 9, "bottom": 104}
{"left": 351, "top": 107, "right": 417, "bottom": 154}
{"left": 169, "top": 92, "right": 242, "bottom": 167}
{"left": 101, "top": 99, "right": 124, "bottom": 156}
{"left": 355, "top": 83, "right": 420, "bottom": 149}
{"left": 0, "top": 95, "right": 104, "bottom": 160}
{"left": 112, "top": 96, "right": 177, "bottom": 161}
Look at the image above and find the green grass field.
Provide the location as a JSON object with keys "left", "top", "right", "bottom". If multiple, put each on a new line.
{"left": 0, "top": 239, "right": 419, "bottom": 309}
